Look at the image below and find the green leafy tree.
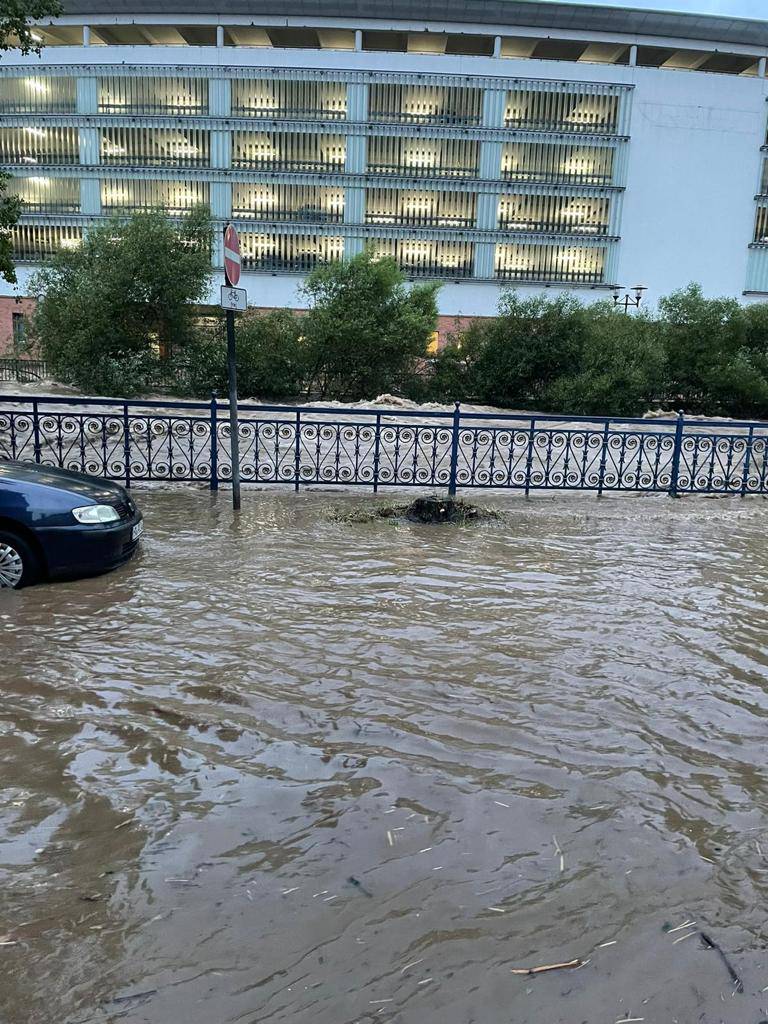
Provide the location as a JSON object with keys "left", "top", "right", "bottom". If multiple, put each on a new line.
{"left": 300, "top": 249, "right": 439, "bottom": 400}
{"left": 659, "top": 283, "right": 749, "bottom": 413}
{"left": 0, "top": 0, "right": 63, "bottom": 282}
{"left": 548, "top": 305, "right": 667, "bottom": 416}
{"left": 463, "top": 291, "right": 592, "bottom": 410}
{"left": 31, "top": 208, "right": 213, "bottom": 395}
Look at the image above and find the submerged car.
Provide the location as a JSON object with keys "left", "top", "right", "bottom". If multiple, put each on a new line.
{"left": 0, "top": 460, "right": 143, "bottom": 589}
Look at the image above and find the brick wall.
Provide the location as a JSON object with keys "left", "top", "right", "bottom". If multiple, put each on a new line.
{"left": 0, "top": 296, "right": 36, "bottom": 356}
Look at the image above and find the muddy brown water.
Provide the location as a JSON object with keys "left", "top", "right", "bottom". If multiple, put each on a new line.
{"left": 3, "top": 489, "right": 768, "bottom": 1024}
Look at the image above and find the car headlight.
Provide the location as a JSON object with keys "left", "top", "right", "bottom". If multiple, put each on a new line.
{"left": 72, "top": 504, "right": 120, "bottom": 524}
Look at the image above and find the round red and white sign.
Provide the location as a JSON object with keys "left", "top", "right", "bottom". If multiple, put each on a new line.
{"left": 223, "top": 223, "right": 241, "bottom": 287}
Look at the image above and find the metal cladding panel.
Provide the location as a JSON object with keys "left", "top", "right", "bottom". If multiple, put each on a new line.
{"left": 58, "top": 0, "right": 768, "bottom": 47}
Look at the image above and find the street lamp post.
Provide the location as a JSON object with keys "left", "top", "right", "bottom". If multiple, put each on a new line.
{"left": 613, "top": 285, "right": 648, "bottom": 313}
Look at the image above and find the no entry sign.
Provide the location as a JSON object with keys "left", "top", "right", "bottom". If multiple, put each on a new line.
{"left": 223, "top": 224, "right": 241, "bottom": 287}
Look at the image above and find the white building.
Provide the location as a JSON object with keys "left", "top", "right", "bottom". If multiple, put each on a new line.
{"left": 2, "top": 0, "right": 768, "bottom": 328}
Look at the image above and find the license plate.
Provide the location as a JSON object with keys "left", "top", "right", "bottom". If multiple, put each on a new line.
{"left": 132, "top": 520, "right": 144, "bottom": 541}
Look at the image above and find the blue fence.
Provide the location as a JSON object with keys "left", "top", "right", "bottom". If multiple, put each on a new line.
{"left": 2, "top": 394, "right": 768, "bottom": 496}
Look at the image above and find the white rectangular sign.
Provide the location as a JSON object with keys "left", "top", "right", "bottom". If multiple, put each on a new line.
{"left": 220, "top": 285, "right": 247, "bottom": 311}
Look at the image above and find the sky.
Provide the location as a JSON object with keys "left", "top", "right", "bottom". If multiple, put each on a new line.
{"left": 553, "top": 0, "right": 768, "bottom": 17}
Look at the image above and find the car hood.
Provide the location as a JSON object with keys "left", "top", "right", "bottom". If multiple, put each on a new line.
{"left": 0, "top": 460, "right": 128, "bottom": 503}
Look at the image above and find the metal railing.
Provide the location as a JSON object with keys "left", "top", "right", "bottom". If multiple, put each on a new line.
{"left": 2, "top": 395, "right": 768, "bottom": 497}
{"left": 0, "top": 359, "right": 48, "bottom": 383}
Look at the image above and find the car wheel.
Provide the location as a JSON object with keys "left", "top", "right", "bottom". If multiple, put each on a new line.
{"left": 0, "top": 532, "right": 39, "bottom": 589}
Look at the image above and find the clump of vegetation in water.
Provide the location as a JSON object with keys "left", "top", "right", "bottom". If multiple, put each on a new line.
{"left": 332, "top": 495, "right": 504, "bottom": 525}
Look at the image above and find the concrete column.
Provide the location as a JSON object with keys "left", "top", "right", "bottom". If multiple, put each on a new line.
{"left": 75, "top": 77, "right": 97, "bottom": 115}
{"left": 344, "top": 185, "right": 365, "bottom": 225}
{"left": 210, "top": 130, "right": 231, "bottom": 169}
{"left": 210, "top": 181, "right": 231, "bottom": 219}
{"left": 209, "top": 78, "right": 231, "bottom": 117}
{"left": 493, "top": 35, "right": 501, "bottom": 58}
{"left": 344, "top": 235, "right": 364, "bottom": 259}
{"left": 760, "top": 56, "right": 767, "bottom": 78}
{"left": 345, "top": 134, "right": 366, "bottom": 174}
{"left": 83, "top": 25, "right": 90, "bottom": 46}
{"left": 78, "top": 128, "right": 99, "bottom": 166}
{"left": 79, "top": 178, "right": 100, "bottom": 215}
{"left": 629, "top": 44, "right": 638, "bottom": 66}
{"left": 475, "top": 193, "right": 498, "bottom": 231}
{"left": 346, "top": 83, "right": 367, "bottom": 122}
{"left": 473, "top": 243, "right": 495, "bottom": 279}
{"left": 216, "top": 25, "right": 224, "bottom": 48}
{"left": 479, "top": 141, "right": 502, "bottom": 181}
{"left": 481, "top": 88, "right": 506, "bottom": 129}
{"left": 355, "top": 29, "right": 363, "bottom": 51}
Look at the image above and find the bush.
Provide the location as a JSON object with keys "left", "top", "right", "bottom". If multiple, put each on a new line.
{"left": 548, "top": 305, "right": 667, "bottom": 416}
{"left": 300, "top": 249, "right": 439, "bottom": 400}
{"left": 31, "top": 208, "right": 213, "bottom": 396}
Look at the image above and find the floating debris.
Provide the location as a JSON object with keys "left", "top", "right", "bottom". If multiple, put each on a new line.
{"left": 400, "top": 959, "right": 424, "bottom": 974}
{"left": 281, "top": 887, "right": 300, "bottom": 895}
{"left": 511, "top": 958, "right": 582, "bottom": 975}
{"left": 488, "top": 907, "right": 505, "bottom": 914}
{"left": 700, "top": 931, "right": 744, "bottom": 993}
{"left": 417, "top": 978, "right": 433, "bottom": 986}
{"left": 667, "top": 920, "right": 696, "bottom": 934}
{"left": 597, "top": 941, "right": 618, "bottom": 948}
{"left": 419, "top": 847, "right": 432, "bottom": 854}
{"left": 386, "top": 831, "right": 394, "bottom": 847}
{"left": 114, "top": 819, "right": 133, "bottom": 831}
{"left": 672, "top": 930, "right": 697, "bottom": 944}
{"left": 552, "top": 835, "right": 565, "bottom": 873}
{"left": 494, "top": 801, "right": 510, "bottom": 808}
{"left": 333, "top": 496, "right": 504, "bottom": 526}
{"left": 347, "top": 876, "right": 373, "bottom": 898}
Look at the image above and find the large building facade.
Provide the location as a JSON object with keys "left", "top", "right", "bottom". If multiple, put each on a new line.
{"left": 2, "top": 0, "right": 768, "bottom": 338}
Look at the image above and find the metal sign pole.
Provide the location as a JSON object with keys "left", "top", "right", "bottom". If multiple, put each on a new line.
{"left": 225, "top": 306, "right": 241, "bottom": 511}
{"left": 222, "top": 223, "right": 243, "bottom": 512}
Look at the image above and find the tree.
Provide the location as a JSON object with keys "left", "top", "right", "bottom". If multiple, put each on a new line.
{"left": 31, "top": 208, "right": 213, "bottom": 395}
{"left": 463, "top": 291, "right": 592, "bottom": 410}
{"left": 1, "top": 0, "right": 63, "bottom": 54}
{"left": 0, "top": 1, "right": 64, "bottom": 282}
{"left": 300, "top": 249, "right": 439, "bottom": 400}
{"left": 548, "top": 304, "right": 667, "bottom": 416}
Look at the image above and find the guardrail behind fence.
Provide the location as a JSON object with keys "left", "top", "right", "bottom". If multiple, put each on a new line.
{"left": 1, "top": 393, "right": 768, "bottom": 496}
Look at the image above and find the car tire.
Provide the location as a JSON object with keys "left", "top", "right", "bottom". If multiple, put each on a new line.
{"left": 0, "top": 531, "right": 40, "bottom": 589}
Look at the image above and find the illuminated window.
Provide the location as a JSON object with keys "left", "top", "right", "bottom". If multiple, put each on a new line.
{"left": 100, "top": 128, "right": 210, "bottom": 167}
{"left": 98, "top": 76, "right": 208, "bottom": 115}
{"left": 0, "top": 127, "right": 79, "bottom": 165}
{"left": 367, "top": 136, "right": 479, "bottom": 177}
{"left": 372, "top": 238, "right": 474, "bottom": 278}
{"left": 369, "top": 84, "right": 482, "bottom": 126}
{"left": 12, "top": 224, "right": 83, "bottom": 261}
{"left": 501, "top": 142, "right": 615, "bottom": 185}
{"left": 365, "top": 188, "right": 476, "bottom": 227}
{"left": 232, "top": 79, "right": 347, "bottom": 119}
{"left": 0, "top": 76, "right": 76, "bottom": 113}
{"left": 101, "top": 178, "right": 209, "bottom": 213}
{"left": 4, "top": 176, "right": 80, "bottom": 212}
{"left": 232, "top": 184, "right": 344, "bottom": 222}
{"left": 240, "top": 232, "right": 344, "bottom": 271}
{"left": 497, "top": 194, "right": 610, "bottom": 234}
{"left": 232, "top": 132, "right": 346, "bottom": 172}
{"left": 495, "top": 243, "right": 606, "bottom": 283}
{"left": 505, "top": 87, "right": 620, "bottom": 134}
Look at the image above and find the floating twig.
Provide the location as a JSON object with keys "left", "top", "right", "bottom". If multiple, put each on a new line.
{"left": 700, "top": 932, "right": 744, "bottom": 993}
{"left": 552, "top": 835, "right": 565, "bottom": 873}
{"left": 668, "top": 920, "right": 696, "bottom": 934}
{"left": 672, "top": 930, "right": 697, "bottom": 945}
{"left": 400, "top": 959, "right": 424, "bottom": 974}
{"left": 511, "top": 958, "right": 582, "bottom": 975}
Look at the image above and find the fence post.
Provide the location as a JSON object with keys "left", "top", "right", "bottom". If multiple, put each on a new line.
{"left": 209, "top": 392, "right": 218, "bottom": 491}
{"left": 740, "top": 425, "right": 754, "bottom": 497}
{"left": 372, "top": 412, "right": 381, "bottom": 493}
{"left": 123, "top": 402, "right": 131, "bottom": 488}
{"left": 448, "top": 402, "right": 461, "bottom": 496}
{"left": 597, "top": 419, "right": 611, "bottom": 497}
{"left": 669, "top": 410, "right": 685, "bottom": 498}
{"left": 294, "top": 409, "right": 301, "bottom": 492}
{"left": 31, "top": 398, "right": 42, "bottom": 463}
{"left": 524, "top": 417, "right": 537, "bottom": 497}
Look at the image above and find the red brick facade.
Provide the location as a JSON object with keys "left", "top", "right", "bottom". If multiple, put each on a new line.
{"left": 0, "top": 296, "right": 35, "bottom": 356}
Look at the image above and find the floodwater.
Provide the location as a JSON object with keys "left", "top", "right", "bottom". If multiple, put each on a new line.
{"left": 3, "top": 489, "right": 768, "bottom": 1024}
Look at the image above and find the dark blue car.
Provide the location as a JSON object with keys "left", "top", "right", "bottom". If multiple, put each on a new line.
{"left": 0, "top": 460, "right": 143, "bottom": 589}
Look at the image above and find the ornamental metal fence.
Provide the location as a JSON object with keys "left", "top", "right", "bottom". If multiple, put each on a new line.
{"left": 2, "top": 394, "right": 768, "bottom": 496}
{"left": 0, "top": 359, "right": 48, "bottom": 383}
